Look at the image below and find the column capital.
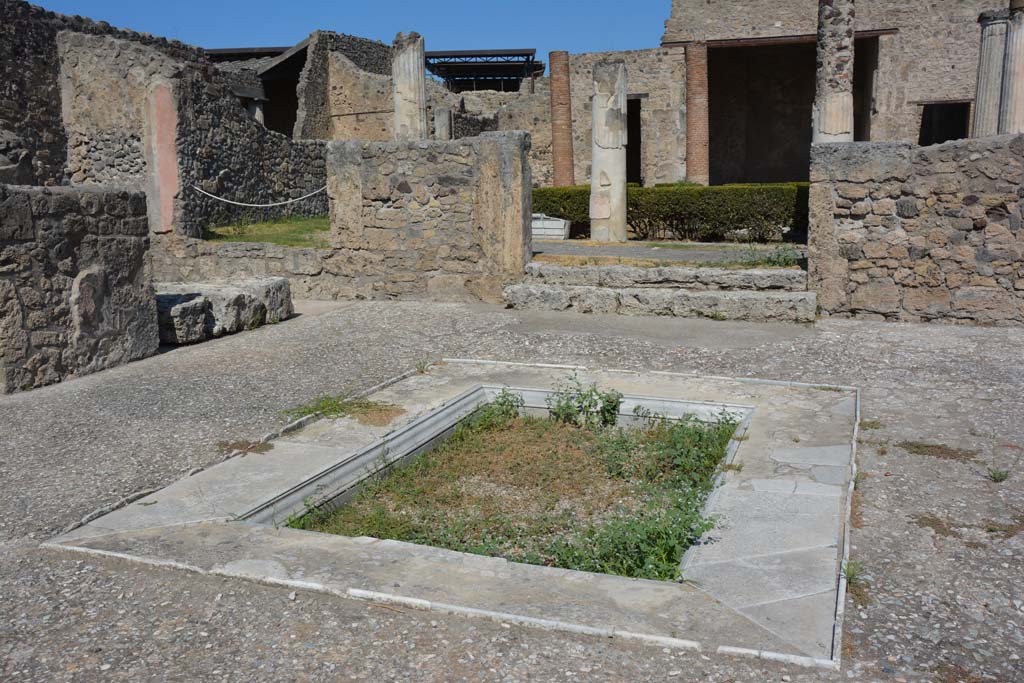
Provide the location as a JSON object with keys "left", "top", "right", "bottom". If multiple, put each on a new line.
{"left": 980, "top": 8, "right": 1011, "bottom": 24}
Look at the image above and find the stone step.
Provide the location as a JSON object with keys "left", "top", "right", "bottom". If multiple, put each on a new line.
{"left": 524, "top": 262, "right": 808, "bottom": 292}
{"left": 504, "top": 284, "right": 817, "bottom": 323}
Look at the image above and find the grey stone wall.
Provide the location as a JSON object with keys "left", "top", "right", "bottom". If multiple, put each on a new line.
{"left": 664, "top": 0, "right": 992, "bottom": 142}
{"left": 0, "top": 184, "right": 159, "bottom": 393}
{"left": 327, "top": 132, "right": 532, "bottom": 302}
{"left": 295, "top": 31, "right": 392, "bottom": 140}
{"left": 809, "top": 135, "right": 1024, "bottom": 324}
{"left": 54, "top": 31, "right": 329, "bottom": 239}
{"left": 156, "top": 133, "right": 533, "bottom": 303}
{"left": 174, "top": 67, "right": 329, "bottom": 238}
{"left": 0, "top": 0, "right": 205, "bottom": 186}
{"left": 57, "top": 32, "right": 182, "bottom": 187}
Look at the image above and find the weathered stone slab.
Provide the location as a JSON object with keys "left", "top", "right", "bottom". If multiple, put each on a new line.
{"left": 155, "top": 278, "right": 293, "bottom": 345}
{"left": 504, "top": 283, "right": 816, "bottom": 322}
{"left": 524, "top": 263, "right": 807, "bottom": 291}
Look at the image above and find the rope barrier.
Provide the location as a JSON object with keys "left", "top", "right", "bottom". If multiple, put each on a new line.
{"left": 190, "top": 184, "right": 327, "bottom": 208}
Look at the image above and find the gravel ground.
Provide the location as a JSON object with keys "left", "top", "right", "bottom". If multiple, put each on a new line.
{"left": 2, "top": 301, "right": 1022, "bottom": 682}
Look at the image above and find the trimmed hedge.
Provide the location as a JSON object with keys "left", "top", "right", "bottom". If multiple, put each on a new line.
{"left": 533, "top": 182, "right": 809, "bottom": 243}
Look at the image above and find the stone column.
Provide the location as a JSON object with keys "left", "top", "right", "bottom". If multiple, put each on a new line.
{"left": 589, "top": 61, "right": 628, "bottom": 242}
{"left": 392, "top": 32, "right": 428, "bottom": 140}
{"left": 685, "top": 42, "right": 710, "bottom": 185}
{"left": 812, "top": 0, "right": 856, "bottom": 143}
{"left": 1000, "top": 0, "right": 1024, "bottom": 133}
{"left": 975, "top": 10, "right": 1010, "bottom": 137}
{"left": 549, "top": 51, "right": 576, "bottom": 186}
{"left": 434, "top": 108, "right": 452, "bottom": 140}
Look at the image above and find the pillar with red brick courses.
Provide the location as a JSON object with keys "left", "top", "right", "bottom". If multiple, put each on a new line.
{"left": 685, "top": 42, "right": 709, "bottom": 186}
{"left": 549, "top": 51, "right": 576, "bottom": 187}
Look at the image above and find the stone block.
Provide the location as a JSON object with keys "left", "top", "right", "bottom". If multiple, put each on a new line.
{"left": 155, "top": 277, "right": 293, "bottom": 345}
{"left": 849, "top": 278, "right": 901, "bottom": 314}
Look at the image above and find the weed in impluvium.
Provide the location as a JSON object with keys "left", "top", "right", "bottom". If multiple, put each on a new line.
{"left": 285, "top": 396, "right": 405, "bottom": 426}
{"left": 415, "top": 359, "right": 431, "bottom": 375}
{"left": 860, "top": 419, "right": 883, "bottom": 431}
{"left": 987, "top": 467, "right": 1010, "bottom": 483}
{"left": 545, "top": 374, "right": 623, "bottom": 430}
{"left": 293, "top": 387, "right": 738, "bottom": 582}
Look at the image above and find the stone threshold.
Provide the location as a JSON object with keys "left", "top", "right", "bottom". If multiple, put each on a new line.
{"left": 42, "top": 361, "right": 858, "bottom": 671}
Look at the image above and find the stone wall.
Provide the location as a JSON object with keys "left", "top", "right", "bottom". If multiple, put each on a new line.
{"left": 294, "top": 31, "right": 392, "bottom": 140}
{"left": 157, "top": 133, "right": 533, "bottom": 302}
{"left": 174, "top": 66, "right": 328, "bottom": 238}
{"left": 57, "top": 32, "right": 182, "bottom": 187}
{"left": 327, "top": 51, "right": 393, "bottom": 141}
{"left": 809, "top": 135, "right": 1024, "bottom": 324}
{"left": 54, "top": 32, "right": 328, "bottom": 238}
{"left": 0, "top": 0, "right": 205, "bottom": 186}
{"left": 664, "top": 0, "right": 992, "bottom": 142}
{"left": 569, "top": 49, "right": 687, "bottom": 186}
{"left": 0, "top": 184, "right": 159, "bottom": 393}
{"left": 327, "top": 132, "right": 532, "bottom": 302}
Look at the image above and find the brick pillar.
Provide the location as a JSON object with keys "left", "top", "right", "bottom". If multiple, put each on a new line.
{"left": 1000, "top": 0, "right": 1024, "bottom": 133}
{"left": 812, "top": 0, "right": 856, "bottom": 143}
{"left": 975, "top": 10, "right": 1010, "bottom": 137}
{"left": 549, "top": 51, "right": 576, "bottom": 187}
{"left": 685, "top": 42, "right": 710, "bottom": 186}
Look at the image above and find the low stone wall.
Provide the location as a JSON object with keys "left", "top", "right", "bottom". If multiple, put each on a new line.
{"left": 155, "top": 133, "right": 533, "bottom": 303}
{"left": 327, "top": 132, "right": 532, "bottom": 302}
{"left": 809, "top": 135, "right": 1024, "bottom": 324}
{"left": 0, "top": 185, "right": 159, "bottom": 393}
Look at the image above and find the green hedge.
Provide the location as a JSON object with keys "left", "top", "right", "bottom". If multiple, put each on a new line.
{"left": 533, "top": 182, "right": 809, "bottom": 243}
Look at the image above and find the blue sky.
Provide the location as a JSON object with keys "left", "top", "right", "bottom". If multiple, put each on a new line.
{"left": 34, "top": 1, "right": 672, "bottom": 70}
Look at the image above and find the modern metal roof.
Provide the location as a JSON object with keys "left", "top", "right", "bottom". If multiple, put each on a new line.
{"left": 426, "top": 49, "right": 545, "bottom": 92}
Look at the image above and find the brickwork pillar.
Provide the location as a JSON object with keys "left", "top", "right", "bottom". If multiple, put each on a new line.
{"left": 549, "top": 51, "right": 576, "bottom": 187}
{"left": 975, "top": 10, "right": 1010, "bottom": 137}
{"left": 1000, "top": 0, "right": 1024, "bottom": 133}
{"left": 392, "top": 32, "right": 428, "bottom": 141}
{"left": 684, "top": 42, "right": 709, "bottom": 185}
{"left": 812, "top": 0, "right": 856, "bottom": 143}
{"left": 589, "top": 61, "right": 628, "bottom": 242}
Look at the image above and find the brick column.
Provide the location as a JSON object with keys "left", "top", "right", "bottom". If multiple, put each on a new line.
{"left": 812, "top": 0, "right": 856, "bottom": 143}
{"left": 975, "top": 10, "right": 1010, "bottom": 137}
{"left": 1000, "top": 0, "right": 1024, "bottom": 133}
{"left": 549, "top": 51, "right": 576, "bottom": 186}
{"left": 685, "top": 42, "right": 710, "bottom": 185}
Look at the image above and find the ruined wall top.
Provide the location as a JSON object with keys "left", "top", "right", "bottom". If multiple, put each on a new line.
{"left": 662, "top": 0, "right": 992, "bottom": 44}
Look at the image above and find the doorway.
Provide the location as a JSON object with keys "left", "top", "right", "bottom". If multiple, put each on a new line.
{"left": 626, "top": 98, "right": 643, "bottom": 185}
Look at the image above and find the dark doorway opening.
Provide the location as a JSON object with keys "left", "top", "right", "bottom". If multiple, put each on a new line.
{"left": 918, "top": 102, "right": 971, "bottom": 146}
{"left": 708, "top": 37, "right": 881, "bottom": 184}
{"left": 708, "top": 42, "right": 817, "bottom": 184}
{"left": 626, "top": 98, "right": 643, "bottom": 185}
{"left": 259, "top": 46, "right": 309, "bottom": 138}
{"left": 853, "top": 37, "right": 879, "bottom": 142}
{"left": 263, "top": 79, "right": 299, "bottom": 136}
